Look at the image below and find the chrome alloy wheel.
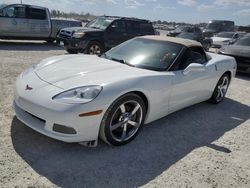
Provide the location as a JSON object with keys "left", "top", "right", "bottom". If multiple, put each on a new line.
{"left": 215, "top": 76, "right": 229, "bottom": 102}
{"left": 109, "top": 101, "right": 143, "bottom": 142}
{"left": 89, "top": 44, "right": 101, "bottom": 55}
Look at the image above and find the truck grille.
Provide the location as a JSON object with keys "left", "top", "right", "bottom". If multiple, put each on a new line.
{"left": 58, "top": 30, "right": 72, "bottom": 39}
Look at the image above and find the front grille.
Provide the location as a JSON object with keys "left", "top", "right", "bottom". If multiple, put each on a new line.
{"left": 59, "top": 30, "right": 72, "bottom": 39}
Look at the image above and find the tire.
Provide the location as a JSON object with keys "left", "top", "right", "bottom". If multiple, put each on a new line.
{"left": 99, "top": 93, "right": 146, "bottom": 146}
{"left": 209, "top": 73, "right": 230, "bottom": 104}
{"left": 66, "top": 49, "right": 78, "bottom": 54}
{"left": 85, "top": 41, "right": 103, "bottom": 55}
{"left": 46, "top": 39, "right": 55, "bottom": 43}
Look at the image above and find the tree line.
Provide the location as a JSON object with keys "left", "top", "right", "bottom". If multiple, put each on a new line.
{"left": 50, "top": 9, "right": 96, "bottom": 21}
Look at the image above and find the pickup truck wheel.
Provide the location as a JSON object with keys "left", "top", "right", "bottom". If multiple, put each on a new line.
{"left": 86, "top": 42, "right": 103, "bottom": 55}
{"left": 46, "top": 39, "right": 55, "bottom": 43}
{"left": 66, "top": 49, "right": 78, "bottom": 54}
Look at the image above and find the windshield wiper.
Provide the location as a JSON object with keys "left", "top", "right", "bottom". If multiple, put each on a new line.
{"left": 110, "top": 58, "right": 135, "bottom": 67}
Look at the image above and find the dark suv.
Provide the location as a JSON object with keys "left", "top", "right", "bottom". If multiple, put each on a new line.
{"left": 58, "top": 16, "right": 156, "bottom": 55}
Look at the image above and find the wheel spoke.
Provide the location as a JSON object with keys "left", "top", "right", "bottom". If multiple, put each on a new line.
{"left": 131, "top": 104, "right": 140, "bottom": 115}
{"left": 121, "top": 124, "right": 127, "bottom": 141}
{"left": 128, "top": 120, "right": 138, "bottom": 127}
{"left": 111, "top": 121, "right": 124, "bottom": 131}
{"left": 220, "top": 89, "right": 224, "bottom": 98}
{"left": 120, "top": 104, "right": 126, "bottom": 113}
{"left": 216, "top": 90, "right": 221, "bottom": 99}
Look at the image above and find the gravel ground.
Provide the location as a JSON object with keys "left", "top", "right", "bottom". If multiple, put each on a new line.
{"left": 0, "top": 40, "right": 250, "bottom": 188}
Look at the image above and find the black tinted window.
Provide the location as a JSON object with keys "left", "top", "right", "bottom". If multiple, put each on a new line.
{"left": 178, "top": 47, "right": 206, "bottom": 70}
{"left": 127, "top": 21, "right": 140, "bottom": 33}
{"left": 110, "top": 20, "right": 126, "bottom": 33}
{"left": 27, "top": 8, "right": 46, "bottom": 20}
{"left": 140, "top": 22, "right": 154, "bottom": 34}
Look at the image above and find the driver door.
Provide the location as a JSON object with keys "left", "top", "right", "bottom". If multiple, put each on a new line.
{"left": 104, "top": 20, "right": 129, "bottom": 49}
{"left": 0, "top": 4, "right": 29, "bottom": 37}
{"left": 168, "top": 47, "right": 214, "bottom": 113}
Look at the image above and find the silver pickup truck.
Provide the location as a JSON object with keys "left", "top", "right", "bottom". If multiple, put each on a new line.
{"left": 0, "top": 4, "right": 82, "bottom": 42}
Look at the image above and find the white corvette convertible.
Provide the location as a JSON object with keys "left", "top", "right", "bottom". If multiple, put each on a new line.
{"left": 14, "top": 36, "right": 236, "bottom": 146}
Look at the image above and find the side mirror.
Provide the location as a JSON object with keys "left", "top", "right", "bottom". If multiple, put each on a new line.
{"left": 108, "top": 25, "right": 117, "bottom": 32}
{"left": 228, "top": 40, "right": 234, "bottom": 45}
{"left": 183, "top": 63, "right": 205, "bottom": 75}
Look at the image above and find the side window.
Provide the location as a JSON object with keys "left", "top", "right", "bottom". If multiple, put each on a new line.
{"left": 109, "top": 20, "right": 126, "bottom": 33}
{"left": 140, "top": 22, "right": 154, "bottom": 34}
{"left": 127, "top": 21, "right": 140, "bottom": 34}
{"left": 178, "top": 47, "right": 207, "bottom": 70}
{"left": 1, "top": 5, "right": 26, "bottom": 18}
{"left": 27, "top": 8, "right": 46, "bottom": 20}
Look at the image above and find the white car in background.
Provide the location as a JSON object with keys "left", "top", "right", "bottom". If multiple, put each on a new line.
{"left": 211, "top": 31, "right": 246, "bottom": 48}
{"left": 13, "top": 36, "right": 236, "bottom": 147}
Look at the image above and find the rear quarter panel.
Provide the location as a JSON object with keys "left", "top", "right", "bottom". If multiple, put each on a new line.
{"left": 208, "top": 52, "right": 237, "bottom": 79}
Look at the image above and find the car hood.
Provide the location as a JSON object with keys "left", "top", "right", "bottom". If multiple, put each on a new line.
{"left": 35, "top": 55, "right": 155, "bottom": 89}
{"left": 61, "top": 27, "right": 104, "bottom": 33}
{"left": 220, "top": 45, "right": 250, "bottom": 58}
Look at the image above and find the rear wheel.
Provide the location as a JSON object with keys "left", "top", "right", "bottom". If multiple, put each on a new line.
{"left": 99, "top": 93, "right": 146, "bottom": 146}
{"left": 209, "top": 74, "right": 230, "bottom": 104}
{"left": 85, "top": 41, "right": 103, "bottom": 55}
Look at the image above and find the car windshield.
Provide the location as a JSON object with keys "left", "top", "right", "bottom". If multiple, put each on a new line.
{"left": 103, "top": 38, "right": 183, "bottom": 71}
{"left": 216, "top": 32, "right": 234, "bottom": 38}
{"left": 234, "top": 36, "right": 250, "bottom": 46}
{"left": 85, "top": 17, "right": 113, "bottom": 30}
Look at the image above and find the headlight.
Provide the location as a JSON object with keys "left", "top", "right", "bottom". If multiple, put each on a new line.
{"left": 53, "top": 86, "right": 102, "bottom": 104}
{"left": 72, "top": 32, "right": 85, "bottom": 38}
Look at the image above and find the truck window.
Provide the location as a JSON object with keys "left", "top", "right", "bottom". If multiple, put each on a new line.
{"left": 27, "top": 7, "right": 46, "bottom": 20}
{"left": 126, "top": 21, "right": 140, "bottom": 34}
{"left": 109, "top": 20, "right": 126, "bottom": 33}
{"left": 140, "top": 23, "right": 154, "bottom": 34}
{"left": 0, "top": 5, "right": 26, "bottom": 18}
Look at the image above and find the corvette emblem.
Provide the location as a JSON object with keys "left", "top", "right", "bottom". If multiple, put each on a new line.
{"left": 25, "top": 85, "right": 33, "bottom": 90}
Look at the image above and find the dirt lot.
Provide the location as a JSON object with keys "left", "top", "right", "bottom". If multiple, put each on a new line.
{"left": 0, "top": 40, "right": 250, "bottom": 188}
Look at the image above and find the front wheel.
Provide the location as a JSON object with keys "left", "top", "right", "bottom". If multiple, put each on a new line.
{"left": 99, "top": 93, "right": 146, "bottom": 146}
{"left": 85, "top": 41, "right": 103, "bottom": 55}
{"left": 209, "top": 74, "right": 230, "bottom": 104}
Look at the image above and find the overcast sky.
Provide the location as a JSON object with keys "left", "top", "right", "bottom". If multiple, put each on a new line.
{"left": 2, "top": 0, "right": 250, "bottom": 25}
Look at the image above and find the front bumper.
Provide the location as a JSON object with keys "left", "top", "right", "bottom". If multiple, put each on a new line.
{"left": 13, "top": 73, "right": 109, "bottom": 143}
{"left": 57, "top": 35, "right": 88, "bottom": 51}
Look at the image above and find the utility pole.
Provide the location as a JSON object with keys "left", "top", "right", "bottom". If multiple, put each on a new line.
{"left": 21, "top": 0, "right": 22, "bottom": 4}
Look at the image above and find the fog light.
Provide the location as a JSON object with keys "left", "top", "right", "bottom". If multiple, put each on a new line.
{"left": 53, "top": 124, "right": 77, "bottom": 134}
